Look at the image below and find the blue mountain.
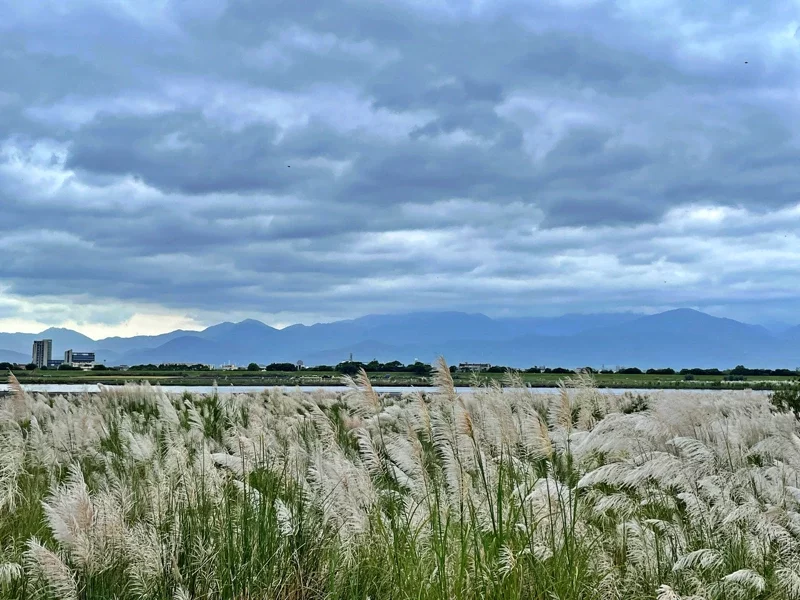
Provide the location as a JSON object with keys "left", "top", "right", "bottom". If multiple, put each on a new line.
{"left": 2, "top": 309, "right": 799, "bottom": 369}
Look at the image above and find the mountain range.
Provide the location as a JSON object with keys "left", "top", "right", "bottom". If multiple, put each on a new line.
{"left": 1, "top": 309, "right": 799, "bottom": 369}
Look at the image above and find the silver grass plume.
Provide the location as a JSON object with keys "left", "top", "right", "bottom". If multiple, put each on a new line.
{"left": 0, "top": 562, "right": 22, "bottom": 585}
{"left": 433, "top": 356, "right": 457, "bottom": 405}
{"left": 343, "top": 368, "right": 382, "bottom": 418}
{"left": 23, "top": 538, "right": 78, "bottom": 600}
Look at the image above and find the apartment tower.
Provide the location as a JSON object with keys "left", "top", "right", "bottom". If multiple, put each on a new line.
{"left": 31, "top": 339, "right": 53, "bottom": 368}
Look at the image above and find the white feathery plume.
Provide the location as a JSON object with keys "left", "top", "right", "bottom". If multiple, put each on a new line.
{"left": 173, "top": 586, "right": 191, "bottom": 600}
{"left": 156, "top": 390, "right": 181, "bottom": 428}
{"left": 23, "top": 538, "right": 78, "bottom": 600}
{"left": 355, "top": 428, "right": 384, "bottom": 478}
{"left": 721, "top": 568, "right": 765, "bottom": 594}
{"left": 550, "top": 383, "right": 573, "bottom": 431}
{"left": 274, "top": 498, "right": 295, "bottom": 537}
{"left": 672, "top": 549, "right": 724, "bottom": 572}
{"left": 5, "top": 371, "right": 30, "bottom": 422}
{"left": 0, "top": 562, "right": 22, "bottom": 585}
{"left": 211, "top": 452, "right": 247, "bottom": 477}
{"left": 498, "top": 544, "right": 516, "bottom": 578}
{"left": 0, "top": 426, "right": 25, "bottom": 511}
{"left": 343, "top": 368, "right": 382, "bottom": 418}
{"left": 776, "top": 565, "right": 800, "bottom": 599}
{"left": 433, "top": 356, "right": 457, "bottom": 405}
{"left": 656, "top": 584, "right": 680, "bottom": 600}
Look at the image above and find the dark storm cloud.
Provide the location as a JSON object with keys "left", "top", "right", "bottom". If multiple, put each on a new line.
{"left": 65, "top": 111, "right": 323, "bottom": 195}
{"left": 2, "top": 0, "right": 800, "bottom": 327}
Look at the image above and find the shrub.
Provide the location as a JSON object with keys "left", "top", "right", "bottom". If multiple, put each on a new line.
{"left": 770, "top": 384, "right": 800, "bottom": 416}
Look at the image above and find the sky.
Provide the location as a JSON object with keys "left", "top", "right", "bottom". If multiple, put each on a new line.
{"left": 2, "top": 0, "right": 800, "bottom": 338}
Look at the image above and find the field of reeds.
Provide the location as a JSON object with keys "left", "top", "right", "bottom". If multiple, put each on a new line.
{"left": 2, "top": 360, "right": 800, "bottom": 599}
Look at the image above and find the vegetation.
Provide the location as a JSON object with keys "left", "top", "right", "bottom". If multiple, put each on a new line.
{"left": 6, "top": 365, "right": 800, "bottom": 393}
{"left": 6, "top": 361, "right": 800, "bottom": 391}
{"left": 770, "top": 383, "right": 800, "bottom": 417}
{"left": 3, "top": 364, "right": 800, "bottom": 599}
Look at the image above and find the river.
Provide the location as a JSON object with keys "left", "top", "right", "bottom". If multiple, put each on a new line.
{"left": 0, "top": 383, "right": 771, "bottom": 395}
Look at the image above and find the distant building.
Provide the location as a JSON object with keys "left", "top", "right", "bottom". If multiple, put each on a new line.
{"left": 64, "top": 350, "right": 96, "bottom": 370}
{"left": 47, "top": 359, "right": 64, "bottom": 369}
{"left": 458, "top": 362, "right": 492, "bottom": 373}
{"left": 221, "top": 364, "right": 238, "bottom": 371}
{"left": 32, "top": 339, "right": 52, "bottom": 368}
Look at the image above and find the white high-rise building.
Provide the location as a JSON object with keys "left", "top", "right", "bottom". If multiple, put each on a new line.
{"left": 32, "top": 339, "right": 52, "bottom": 368}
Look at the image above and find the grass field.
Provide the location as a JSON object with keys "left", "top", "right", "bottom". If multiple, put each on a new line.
{"left": 10, "top": 368, "right": 800, "bottom": 390}
{"left": 2, "top": 363, "right": 800, "bottom": 599}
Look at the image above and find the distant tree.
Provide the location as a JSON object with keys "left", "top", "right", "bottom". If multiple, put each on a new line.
{"left": 335, "top": 361, "right": 363, "bottom": 376}
{"left": 679, "top": 369, "right": 724, "bottom": 375}
{"left": 92, "top": 364, "right": 108, "bottom": 371}
{"left": 247, "top": 363, "right": 261, "bottom": 371}
{"left": 58, "top": 364, "right": 81, "bottom": 371}
{"left": 550, "top": 367, "right": 572, "bottom": 374}
{"left": 646, "top": 368, "right": 676, "bottom": 375}
{"left": 0, "top": 362, "right": 13, "bottom": 371}
{"left": 264, "top": 362, "right": 297, "bottom": 371}
{"left": 25, "top": 363, "right": 37, "bottom": 371}
{"left": 772, "top": 369, "right": 796, "bottom": 376}
{"left": 724, "top": 374, "right": 746, "bottom": 381}
{"left": 408, "top": 361, "right": 432, "bottom": 376}
{"left": 449, "top": 365, "right": 457, "bottom": 373}
{"left": 618, "top": 367, "right": 643, "bottom": 375}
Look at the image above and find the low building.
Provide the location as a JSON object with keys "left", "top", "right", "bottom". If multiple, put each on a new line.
{"left": 458, "top": 362, "right": 492, "bottom": 373}
{"left": 221, "top": 363, "right": 238, "bottom": 371}
{"left": 64, "top": 350, "right": 96, "bottom": 370}
{"left": 47, "top": 359, "right": 64, "bottom": 369}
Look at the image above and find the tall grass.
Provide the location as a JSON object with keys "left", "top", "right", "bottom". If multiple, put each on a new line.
{"left": 2, "top": 361, "right": 800, "bottom": 599}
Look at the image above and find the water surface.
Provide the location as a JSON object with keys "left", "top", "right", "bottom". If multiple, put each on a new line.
{"left": 0, "top": 383, "right": 770, "bottom": 395}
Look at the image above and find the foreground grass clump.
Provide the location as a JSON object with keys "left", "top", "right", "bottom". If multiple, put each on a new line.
{"left": 2, "top": 364, "right": 800, "bottom": 599}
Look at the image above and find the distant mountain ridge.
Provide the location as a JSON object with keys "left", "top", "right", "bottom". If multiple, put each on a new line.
{"left": 1, "top": 309, "right": 799, "bottom": 369}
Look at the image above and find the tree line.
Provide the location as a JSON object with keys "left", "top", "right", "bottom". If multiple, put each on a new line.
{"left": 2, "top": 361, "right": 799, "bottom": 377}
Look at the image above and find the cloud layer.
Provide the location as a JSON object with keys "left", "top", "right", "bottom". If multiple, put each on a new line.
{"left": 2, "top": 0, "right": 800, "bottom": 333}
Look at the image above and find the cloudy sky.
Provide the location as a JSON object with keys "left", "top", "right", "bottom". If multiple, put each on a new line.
{"left": 2, "top": 0, "right": 800, "bottom": 337}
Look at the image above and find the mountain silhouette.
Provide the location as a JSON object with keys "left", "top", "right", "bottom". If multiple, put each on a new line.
{"left": 1, "top": 309, "right": 798, "bottom": 369}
